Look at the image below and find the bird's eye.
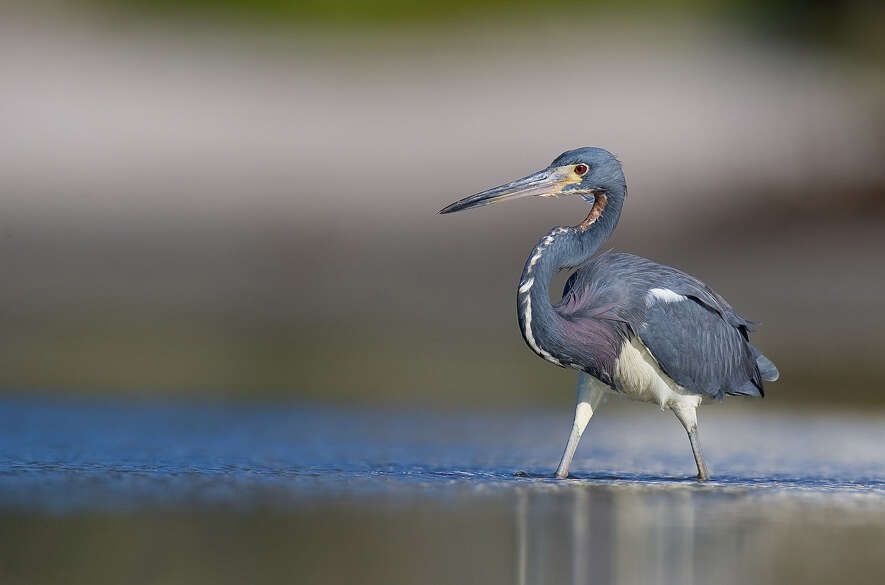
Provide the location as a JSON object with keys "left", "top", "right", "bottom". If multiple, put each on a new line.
{"left": 574, "top": 164, "right": 588, "bottom": 176}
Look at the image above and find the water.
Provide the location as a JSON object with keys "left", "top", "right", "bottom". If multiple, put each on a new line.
{"left": 1, "top": 395, "right": 884, "bottom": 584}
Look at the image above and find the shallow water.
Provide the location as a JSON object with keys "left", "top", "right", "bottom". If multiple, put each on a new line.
{"left": 1, "top": 396, "right": 884, "bottom": 584}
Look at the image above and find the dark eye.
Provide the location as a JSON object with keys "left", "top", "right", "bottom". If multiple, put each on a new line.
{"left": 574, "top": 164, "right": 588, "bottom": 176}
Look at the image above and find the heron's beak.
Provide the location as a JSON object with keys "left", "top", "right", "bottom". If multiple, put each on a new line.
{"left": 439, "top": 166, "right": 575, "bottom": 214}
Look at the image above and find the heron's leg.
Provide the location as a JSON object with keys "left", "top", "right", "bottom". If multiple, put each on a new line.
{"left": 555, "top": 373, "right": 606, "bottom": 479}
{"left": 670, "top": 399, "right": 710, "bottom": 481}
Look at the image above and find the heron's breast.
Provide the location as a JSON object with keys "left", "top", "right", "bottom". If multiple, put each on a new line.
{"left": 613, "top": 337, "right": 702, "bottom": 409}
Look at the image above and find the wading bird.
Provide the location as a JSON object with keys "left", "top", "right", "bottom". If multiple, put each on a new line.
{"left": 439, "top": 147, "right": 778, "bottom": 481}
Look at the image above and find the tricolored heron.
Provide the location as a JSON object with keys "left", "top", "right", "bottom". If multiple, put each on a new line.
{"left": 440, "top": 147, "right": 778, "bottom": 481}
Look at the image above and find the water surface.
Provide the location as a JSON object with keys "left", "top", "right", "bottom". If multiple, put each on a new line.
{"left": 1, "top": 396, "right": 883, "bottom": 584}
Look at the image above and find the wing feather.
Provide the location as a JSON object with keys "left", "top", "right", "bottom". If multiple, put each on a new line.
{"left": 638, "top": 298, "right": 763, "bottom": 399}
{"left": 559, "top": 251, "right": 773, "bottom": 399}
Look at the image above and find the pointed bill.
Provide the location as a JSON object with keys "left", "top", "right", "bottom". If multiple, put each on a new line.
{"left": 439, "top": 166, "right": 577, "bottom": 214}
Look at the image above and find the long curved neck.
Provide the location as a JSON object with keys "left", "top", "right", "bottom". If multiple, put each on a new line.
{"left": 516, "top": 193, "right": 621, "bottom": 363}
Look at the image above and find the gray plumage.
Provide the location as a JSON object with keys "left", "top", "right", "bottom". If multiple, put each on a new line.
{"left": 440, "top": 146, "right": 779, "bottom": 480}
{"left": 559, "top": 251, "right": 776, "bottom": 399}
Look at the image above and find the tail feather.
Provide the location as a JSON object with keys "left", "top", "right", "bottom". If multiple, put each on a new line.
{"left": 756, "top": 354, "right": 779, "bottom": 381}
{"left": 730, "top": 380, "right": 764, "bottom": 397}
{"left": 748, "top": 342, "right": 779, "bottom": 381}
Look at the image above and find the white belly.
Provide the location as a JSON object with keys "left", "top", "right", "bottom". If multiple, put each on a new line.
{"left": 612, "top": 337, "right": 702, "bottom": 411}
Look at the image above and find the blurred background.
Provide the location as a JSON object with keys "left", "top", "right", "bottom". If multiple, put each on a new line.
{"left": 1, "top": 0, "right": 883, "bottom": 408}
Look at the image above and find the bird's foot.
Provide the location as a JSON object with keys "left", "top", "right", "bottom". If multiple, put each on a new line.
{"left": 554, "top": 471, "right": 569, "bottom": 479}
{"left": 696, "top": 471, "right": 710, "bottom": 482}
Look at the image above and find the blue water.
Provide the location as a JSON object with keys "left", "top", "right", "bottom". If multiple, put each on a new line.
{"left": 2, "top": 395, "right": 884, "bottom": 511}
{"left": 2, "top": 395, "right": 885, "bottom": 585}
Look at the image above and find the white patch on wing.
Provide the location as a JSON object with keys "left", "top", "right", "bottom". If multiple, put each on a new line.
{"left": 645, "top": 288, "right": 687, "bottom": 307}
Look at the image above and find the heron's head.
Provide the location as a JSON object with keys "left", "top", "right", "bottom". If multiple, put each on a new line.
{"left": 439, "top": 147, "right": 626, "bottom": 219}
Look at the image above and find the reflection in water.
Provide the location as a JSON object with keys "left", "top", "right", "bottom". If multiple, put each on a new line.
{"left": 2, "top": 481, "right": 885, "bottom": 585}
{"left": 516, "top": 490, "right": 527, "bottom": 585}
{"left": 2, "top": 398, "right": 885, "bottom": 584}
{"left": 512, "top": 485, "right": 884, "bottom": 585}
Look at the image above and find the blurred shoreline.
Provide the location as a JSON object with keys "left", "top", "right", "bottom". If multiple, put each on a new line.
{"left": 1, "top": 5, "right": 883, "bottom": 406}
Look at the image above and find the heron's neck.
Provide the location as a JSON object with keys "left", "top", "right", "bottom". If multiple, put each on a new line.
{"left": 516, "top": 194, "right": 620, "bottom": 363}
